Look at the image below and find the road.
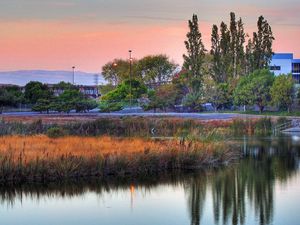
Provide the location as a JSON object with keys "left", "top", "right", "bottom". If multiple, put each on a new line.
{"left": 1, "top": 111, "right": 261, "bottom": 121}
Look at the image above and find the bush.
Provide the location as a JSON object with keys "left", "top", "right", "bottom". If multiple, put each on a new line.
{"left": 46, "top": 127, "right": 67, "bottom": 138}
{"left": 99, "top": 101, "right": 124, "bottom": 112}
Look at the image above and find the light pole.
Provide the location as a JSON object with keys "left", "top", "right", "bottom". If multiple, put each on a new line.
{"left": 129, "top": 50, "right": 132, "bottom": 108}
{"left": 111, "top": 62, "right": 118, "bottom": 87}
{"left": 72, "top": 66, "right": 75, "bottom": 85}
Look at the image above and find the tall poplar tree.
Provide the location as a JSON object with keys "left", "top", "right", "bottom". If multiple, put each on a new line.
{"left": 229, "top": 12, "right": 238, "bottom": 79}
{"left": 236, "top": 17, "right": 246, "bottom": 77}
{"left": 245, "top": 39, "right": 254, "bottom": 74}
{"left": 210, "top": 25, "right": 223, "bottom": 83}
{"left": 252, "top": 16, "right": 274, "bottom": 70}
{"left": 219, "top": 22, "right": 231, "bottom": 82}
{"left": 183, "top": 14, "right": 206, "bottom": 93}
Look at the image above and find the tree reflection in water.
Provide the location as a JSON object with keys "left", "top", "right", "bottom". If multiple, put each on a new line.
{"left": 184, "top": 174, "right": 207, "bottom": 225}
{"left": 187, "top": 135, "right": 300, "bottom": 225}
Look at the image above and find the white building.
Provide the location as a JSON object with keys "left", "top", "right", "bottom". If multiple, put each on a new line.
{"left": 270, "top": 53, "right": 300, "bottom": 83}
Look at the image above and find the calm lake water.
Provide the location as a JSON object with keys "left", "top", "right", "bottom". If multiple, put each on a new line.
{"left": 1, "top": 135, "right": 300, "bottom": 225}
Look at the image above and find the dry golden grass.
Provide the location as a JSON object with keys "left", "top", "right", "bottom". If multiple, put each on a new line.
{"left": 0, "top": 135, "right": 238, "bottom": 183}
{"left": 0, "top": 135, "right": 179, "bottom": 161}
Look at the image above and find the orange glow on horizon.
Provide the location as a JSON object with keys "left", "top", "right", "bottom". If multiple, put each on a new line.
{"left": 0, "top": 20, "right": 299, "bottom": 72}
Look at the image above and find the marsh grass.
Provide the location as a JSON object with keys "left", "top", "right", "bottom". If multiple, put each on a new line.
{"left": 0, "top": 135, "right": 238, "bottom": 184}
{"left": 0, "top": 116, "right": 276, "bottom": 138}
{"left": 230, "top": 118, "right": 273, "bottom": 135}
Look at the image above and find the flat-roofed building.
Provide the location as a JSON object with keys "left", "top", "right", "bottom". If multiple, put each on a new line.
{"left": 270, "top": 53, "right": 300, "bottom": 83}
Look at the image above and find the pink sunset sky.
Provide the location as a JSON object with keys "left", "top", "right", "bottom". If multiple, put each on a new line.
{"left": 1, "top": 0, "right": 300, "bottom": 73}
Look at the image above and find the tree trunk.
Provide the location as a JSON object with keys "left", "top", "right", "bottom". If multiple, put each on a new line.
{"left": 259, "top": 105, "right": 264, "bottom": 114}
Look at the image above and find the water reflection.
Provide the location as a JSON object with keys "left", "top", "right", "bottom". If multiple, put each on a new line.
{"left": 188, "top": 135, "right": 300, "bottom": 225}
{"left": 0, "top": 136, "right": 299, "bottom": 225}
{"left": 185, "top": 174, "right": 207, "bottom": 225}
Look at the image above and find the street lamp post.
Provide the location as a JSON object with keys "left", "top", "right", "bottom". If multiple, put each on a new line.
{"left": 72, "top": 66, "right": 75, "bottom": 85}
{"left": 129, "top": 50, "right": 133, "bottom": 109}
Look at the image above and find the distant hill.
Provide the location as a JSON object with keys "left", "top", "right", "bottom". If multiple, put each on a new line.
{"left": 0, "top": 70, "right": 106, "bottom": 86}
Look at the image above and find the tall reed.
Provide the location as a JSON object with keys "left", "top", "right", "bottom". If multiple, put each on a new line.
{"left": 0, "top": 135, "right": 239, "bottom": 184}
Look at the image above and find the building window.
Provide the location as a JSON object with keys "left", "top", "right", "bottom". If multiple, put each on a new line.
{"left": 292, "top": 63, "right": 300, "bottom": 73}
{"left": 270, "top": 66, "right": 281, "bottom": 71}
{"left": 292, "top": 74, "right": 300, "bottom": 84}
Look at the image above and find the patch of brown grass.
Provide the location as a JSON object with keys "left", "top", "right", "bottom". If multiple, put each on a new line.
{"left": 0, "top": 135, "right": 177, "bottom": 161}
{"left": 0, "top": 135, "right": 238, "bottom": 183}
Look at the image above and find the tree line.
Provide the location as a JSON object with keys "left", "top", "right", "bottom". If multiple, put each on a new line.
{"left": 100, "top": 12, "right": 295, "bottom": 113}
{"left": 0, "top": 81, "right": 97, "bottom": 113}
{"left": 1, "top": 12, "right": 295, "bottom": 114}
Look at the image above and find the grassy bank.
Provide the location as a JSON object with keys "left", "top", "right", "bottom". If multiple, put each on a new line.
{"left": 0, "top": 116, "right": 282, "bottom": 184}
{"left": 216, "top": 110, "right": 300, "bottom": 117}
{"left": 0, "top": 116, "right": 279, "bottom": 137}
{"left": 0, "top": 135, "right": 238, "bottom": 184}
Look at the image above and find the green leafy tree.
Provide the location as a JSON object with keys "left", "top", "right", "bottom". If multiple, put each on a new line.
{"left": 136, "top": 55, "right": 177, "bottom": 84}
{"left": 183, "top": 14, "right": 206, "bottom": 93}
{"left": 144, "top": 84, "right": 177, "bottom": 112}
{"left": 219, "top": 21, "right": 231, "bottom": 82}
{"left": 0, "top": 88, "right": 19, "bottom": 113}
{"left": 245, "top": 39, "right": 255, "bottom": 74}
{"left": 270, "top": 74, "right": 295, "bottom": 112}
{"left": 0, "top": 86, "right": 24, "bottom": 113}
{"left": 211, "top": 13, "right": 246, "bottom": 83}
{"left": 102, "top": 59, "right": 138, "bottom": 86}
{"left": 100, "top": 79, "right": 147, "bottom": 112}
{"left": 234, "top": 69, "right": 274, "bottom": 113}
{"left": 205, "top": 80, "right": 231, "bottom": 111}
{"left": 172, "top": 70, "right": 190, "bottom": 105}
{"left": 182, "top": 92, "right": 204, "bottom": 112}
{"left": 4, "top": 85, "right": 24, "bottom": 102}
{"left": 24, "top": 81, "right": 53, "bottom": 104}
{"left": 229, "top": 12, "right": 238, "bottom": 79}
{"left": 252, "top": 16, "right": 274, "bottom": 70}
{"left": 52, "top": 89, "right": 85, "bottom": 113}
{"left": 210, "top": 25, "right": 223, "bottom": 83}
{"left": 32, "top": 98, "right": 54, "bottom": 113}
{"left": 74, "top": 99, "right": 98, "bottom": 113}
{"left": 99, "top": 84, "right": 115, "bottom": 96}
{"left": 236, "top": 17, "right": 246, "bottom": 76}
{"left": 53, "top": 81, "right": 77, "bottom": 91}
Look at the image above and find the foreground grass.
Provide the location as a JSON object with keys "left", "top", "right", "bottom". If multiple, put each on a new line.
{"left": 0, "top": 135, "right": 238, "bottom": 184}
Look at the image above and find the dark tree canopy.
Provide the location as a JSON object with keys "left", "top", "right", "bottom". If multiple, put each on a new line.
{"left": 183, "top": 14, "right": 206, "bottom": 93}
{"left": 210, "top": 12, "right": 246, "bottom": 83}
{"left": 247, "top": 16, "right": 274, "bottom": 72}
{"left": 24, "top": 81, "right": 52, "bottom": 104}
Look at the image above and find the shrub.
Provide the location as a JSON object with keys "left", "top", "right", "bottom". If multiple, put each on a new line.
{"left": 99, "top": 101, "right": 124, "bottom": 112}
{"left": 46, "top": 127, "right": 67, "bottom": 138}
